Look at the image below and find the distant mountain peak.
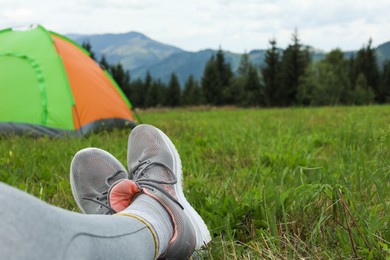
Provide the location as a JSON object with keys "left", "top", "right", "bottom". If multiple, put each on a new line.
{"left": 68, "top": 31, "right": 183, "bottom": 71}
{"left": 68, "top": 30, "right": 146, "bottom": 38}
{"left": 101, "top": 31, "right": 151, "bottom": 40}
{"left": 67, "top": 31, "right": 390, "bottom": 85}
{"left": 377, "top": 41, "right": 390, "bottom": 49}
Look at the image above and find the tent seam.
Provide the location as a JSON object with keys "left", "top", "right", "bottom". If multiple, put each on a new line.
{"left": 0, "top": 52, "right": 48, "bottom": 126}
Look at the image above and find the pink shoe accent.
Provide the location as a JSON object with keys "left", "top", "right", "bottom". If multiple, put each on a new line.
{"left": 109, "top": 179, "right": 141, "bottom": 212}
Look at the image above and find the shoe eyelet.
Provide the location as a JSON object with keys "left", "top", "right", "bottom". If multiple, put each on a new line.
{"left": 99, "top": 205, "right": 103, "bottom": 209}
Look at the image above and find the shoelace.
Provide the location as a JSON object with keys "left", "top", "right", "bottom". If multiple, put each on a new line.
{"left": 132, "top": 159, "right": 184, "bottom": 210}
{"left": 83, "top": 161, "right": 184, "bottom": 213}
{"left": 82, "top": 170, "right": 126, "bottom": 214}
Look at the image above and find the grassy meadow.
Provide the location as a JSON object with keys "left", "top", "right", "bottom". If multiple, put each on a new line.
{"left": 1, "top": 105, "right": 389, "bottom": 259}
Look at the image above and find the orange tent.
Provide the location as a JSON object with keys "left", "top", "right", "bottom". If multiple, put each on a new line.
{"left": 0, "top": 25, "right": 136, "bottom": 136}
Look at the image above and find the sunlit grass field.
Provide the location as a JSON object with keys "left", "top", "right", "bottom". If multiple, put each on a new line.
{"left": 1, "top": 106, "right": 389, "bottom": 259}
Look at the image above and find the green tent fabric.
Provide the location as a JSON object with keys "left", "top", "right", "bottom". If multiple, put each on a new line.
{"left": 0, "top": 25, "right": 136, "bottom": 137}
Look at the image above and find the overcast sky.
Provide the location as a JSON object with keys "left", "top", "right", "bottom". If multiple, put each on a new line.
{"left": 1, "top": 0, "right": 389, "bottom": 53}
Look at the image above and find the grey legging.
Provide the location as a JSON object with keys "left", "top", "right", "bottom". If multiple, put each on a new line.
{"left": 0, "top": 182, "right": 156, "bottom": 260}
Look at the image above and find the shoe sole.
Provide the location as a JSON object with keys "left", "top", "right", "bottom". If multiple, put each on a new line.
{"left": 155, "top": 127, "right": 211, "bottom": 249}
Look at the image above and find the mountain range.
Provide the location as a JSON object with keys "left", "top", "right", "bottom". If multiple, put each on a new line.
{"left": 68, "top": 32, "right": 390, "bottom": 86}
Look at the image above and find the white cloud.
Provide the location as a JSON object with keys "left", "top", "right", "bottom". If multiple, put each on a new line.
{"left": 0, "top": 0, "right": 389, "bottom": 52}
{"left": 3, "top": 8, "right": 33, "bottom": 19}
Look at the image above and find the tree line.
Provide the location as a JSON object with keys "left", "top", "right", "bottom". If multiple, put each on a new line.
{"left": 82, "top": 31, "right": 390, "bottom": 108}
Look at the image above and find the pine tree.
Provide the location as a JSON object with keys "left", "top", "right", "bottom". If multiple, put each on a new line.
{"left": 109, "top": 63, "right": 130, "bottom": 90}
{"left": 243, "top": 64, "right": 262, "bottom": 106}
{"left": 202, "top": 56, "right": 220, "bottom": 105}
{"left": 348, "top": 55, "right": 357, "bottom": 89}
{"left": 128, "top": 78, "right": 144, "bottom": 108}
{"left": 215, "top": 48, "right": 233, "bottom": 105}
{"left": 182, "top": 75, "right": 201, "bottom": 106}
{"left": 261, "top": 39, "right": 281, "bottom": 107}
{"left": 192, "top": 82, "right": 203, "bottom": 105}
{"left": 167, "top": 73, "right": 181, "bottom": 107}
{"left": 222, "top": 52, "right": 251, "bottom": 105}
{"left": 296, "top": 64, "right": 317, "bottom": 105}
{"left": 141, "top": 71, "right": 153, "bottom": 108}
{"left": 351, "top": 73, "right": 375, "bottom": 105}
{"left": 222, "top": 77, "right": 244, "bottom": 105}
{"left": 379, "top": 59, "right": 390, "bottom": 103}
{"left": 238, "top": 52, "right": 251, "bottom": 76}
{"left": 144, "top": 79, "right": 167, "bottom": 108}
{"left": 145, "top": 80, "right": 159, "bottom": 108}
{"left": 223, "top": 53, "right": 263, "bottom": 107}
{"left": 81, "top": 41, "right": 95, "bottom": 61}
{"left": 279, "top": 30, "right": 310, "bottom": 106}
{"left": 154, "top": 79, "right": 168, "bottom": 106}
{"left": 354, "top": 39, "right": 380, "bottom": 100}
{"left": 99, "top": 55, "right": 110, "bottom": 70}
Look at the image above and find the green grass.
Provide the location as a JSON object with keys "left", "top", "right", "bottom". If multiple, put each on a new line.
{"left": 1, "top": 105, "right": 389, "bottom": 259}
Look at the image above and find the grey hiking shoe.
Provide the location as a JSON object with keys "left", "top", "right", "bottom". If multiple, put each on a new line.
{"left": 70, "top": 148, "right": 127, "bottom": 215}
{"left": 109, "top": 124, "right": 211, "bottom": 258}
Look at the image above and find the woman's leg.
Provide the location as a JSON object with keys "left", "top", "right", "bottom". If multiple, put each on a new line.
{"left": 0, "top": 182, "right": 156, "bottom": 260}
